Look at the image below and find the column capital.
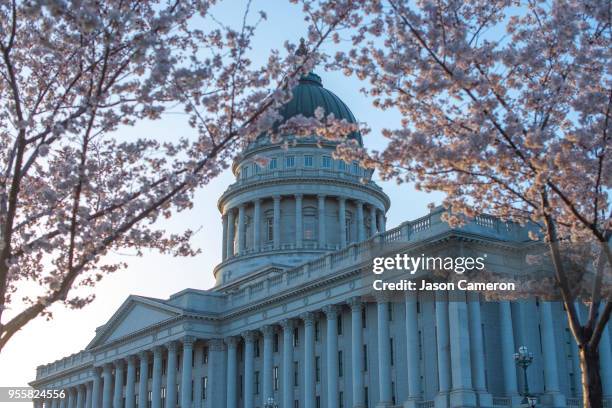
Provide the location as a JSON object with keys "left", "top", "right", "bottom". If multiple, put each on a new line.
{"left": 317, "top": 194, "right": 326, "bottom": 200}
{"left": 138, "top": 350, "right": 150, "bottom": 360}
{"left": 300, "top": 312, "right": 316, "bottom": 326}
{"left": 126, "top": 355, "right": 137, "bottom": 365}
{"left": 89, "top": 367, "right": 101, "bottom": 377}
{"left": 337, "top": 196, "right": 346, "bottom": 203}
{"left": 225, "top": 336, "right": 240, "bottom": 348}
{"left": 322, "top": 304, "right": 341, "bottom": 318}
{"left": 238, "top": 202, "right": 246, "bottom": 209}
{"left": 253, "top": 197, "right": 262, "bottom": 204}
{"left": 294, "top": 193, "right": 303, "bottom": 199}
{"left": 102, "top": 362, "right": 113, "bottom": 372}
{"left": 165, "top": 340, "right": 179, "bottom": 352}
{"left": 347, "top": 296, "right": 362, "bottom": 311}
{"left": 375, "top": 292, "right": 391, "bottom": 303}
{"left": 208, "top": 338, "right": 226, "bottom": 351}
{"left": 273, "top": 195, "right": 281, "bottom": 201}
{"left": 280, "top": 318, "right": 296, "bottom": 331}
{"left": 261, "top": 324, "right": 276, "bottom": 338}
{"left": 242, "top": 330, "right": 258, "bottom": 343}
{"left": 114, "top": 359, "right": 125, "bottom": 369}
{"left": 182, "top": 335, "right": 196, "bottom": 347}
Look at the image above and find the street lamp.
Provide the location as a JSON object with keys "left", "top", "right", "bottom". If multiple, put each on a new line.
{"left": 264, "top": 397, "right": 278, "bottom": 408}
{"left": 514, "top": 345, "right": 535, "bottom": 405}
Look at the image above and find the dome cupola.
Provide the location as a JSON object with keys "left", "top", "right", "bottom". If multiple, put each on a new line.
{"left": 214, "top": 73, "right": 389, "bottom": 286}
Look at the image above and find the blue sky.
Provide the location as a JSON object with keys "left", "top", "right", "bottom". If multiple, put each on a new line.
{"left": 0, "top": 0, "right": 442, "bottom": 392}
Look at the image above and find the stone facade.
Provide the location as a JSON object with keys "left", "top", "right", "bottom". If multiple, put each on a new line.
{"left": 30, "top": 75, "right": 612, "bottom": 408}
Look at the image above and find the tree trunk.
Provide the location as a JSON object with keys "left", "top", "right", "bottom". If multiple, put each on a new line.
{"left": 580, "top": 345, "right": 603, "bottom": 408}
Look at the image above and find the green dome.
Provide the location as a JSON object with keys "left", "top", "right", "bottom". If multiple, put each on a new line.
{"left": 272, "top": 73, "right": 363, "bottom": 146}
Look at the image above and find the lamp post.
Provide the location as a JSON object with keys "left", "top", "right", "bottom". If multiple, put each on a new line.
{"left": 514, "top": 345, "right": 535, "bottom": 405}
{"left": 264, "top": 397, "right": 278, "bottom": 408}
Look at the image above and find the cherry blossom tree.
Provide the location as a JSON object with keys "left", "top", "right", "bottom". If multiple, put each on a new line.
{"left": 0, "top": 0, "right": 359, "bottom": 353}
{"left": 326, "top": 1, "right": 611, "bottom": 406}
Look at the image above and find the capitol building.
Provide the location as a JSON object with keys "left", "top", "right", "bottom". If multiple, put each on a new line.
{"left": 31, "top": 73, "right": 612, "bottom": 408}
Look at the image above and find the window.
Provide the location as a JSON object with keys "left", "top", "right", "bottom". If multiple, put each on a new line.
{"left": 294, "top": 401, "right": 299, "bottom": 408}
{"left": 337, "top": 316, "right": 343, "bottom": 335}
{"left": 345, "top": 215, "right": 351, "bottom": 243}
{"left": 241, "top": 166, "right": 249, "bottom": 179}
{"left": 362, "top": 308, "right": 367, "bottom": 328}
{"left": 147, "top": 391, "right": 152, "bottom": 408}
{"left": 148, "top": 363, "right": 153, "bottom": 379}
{"left": 364, "top": 387, "right": 369, "bottom": 407}
{"left": 338, "top": 350, "right": 343, "bottom": 377}
{"left": 239, "top": 375, "right": 243, "bottom": 398}
{"left": 136, "top": 367, "right": 140, "bottom": 382}
{"left": 392, "top": 381, "right": 396, "bottom": 405}
{"left": 321, "top": 156, "right": 331, "bottom": 168}
{"left": 202, "top": 377, "right": 208, "bottom": 399}
{"left": 177, "top": 354, "right": 181, "bottom": 371}
{"left": 161, "top": 387, "right": 166, "bottom": 408}
{"left": 315, "top": 321, "right": 320, "bottom": 342}
{"left": 269, "top": 157, "right": 278, "bottom": 170}
{"left": 338, "top": 160, "right": 346, "bottom": 171}
{"left": 293, "top": 361, "right": 299, "bottom": 386}
{"left": 390, "top": 338, "right": 394, "bottom": 366}
{"left": 286, "top": 155, "right": 295, "bottom": 168}
{"left": 315, "top": 356, "right": 321, "bottom": 382}
{"left": 316, "top": 396, "right": 321, "bottom": 408}
{"left": 363, "top": 345, "right": 368, "bottom": 371}
{"left": 274, "top": 333, "right": 279, "bottom": 353}
{"left": 162, "top": 358, "right": 167, "bottom": 375}
{"left": 266, "top": 218, "right": 274, "bottom": 242}
{"left": 303, "top": 207, "right": 317, "bottom": 240}
{"left": 255, "top": 339, "right": 260, "bottom": 358}
{"left": 352, "top": 161, "right": 359, "bottom": 174}
{"left": 255, "top": 371, "right": 260, "bottom": 395}
{"left": 293, "top": 327, "right": 299, "bottom": 347}
{"left": 203, "top": 347, "right": 208, "bottom": 364}
{"left": 388, "top": 302, "right": 393, "bottom": 321}
{"left": 304, "top": 155, "right": 313, "bottom": 167}
{"left": 274, "top": 366, "right": 279, "bottom": 390}
{"left": 339, "top": 391, "right": 344, "bottom": 408}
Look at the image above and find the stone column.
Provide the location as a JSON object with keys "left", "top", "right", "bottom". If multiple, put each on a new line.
{"left": 301, "top": 312, "right": 316, "bottom": 408}
{"left": 499, "top": 301, "right": 519, "bottom": 399}
{"left": 448, "top": 291, "right": 476, "bottom": 407}
{"left": 76, "top": 386, "right": 85, "bottom": 408}
{"left": 68, "top": 388, "right": 75, "bottom": 408}
{"left": 349, "top": 298, "right": 365, "bottom": 408}
{"left": 435, "top": 292, "right": 451, "bottom": 408}
{"left": 369, "top": 206, "right": 377, "bottom": 236}
{"left": 85, "top": 382, "right": 92, "bottom": 408}
{"left": 467, "top": 293, "right": 492, "bottom": 406}
{"left": 338, "top": 197, "right": 347, "bottom": 248}
{"left": 356, "top": 200, "right": 365, "bottom": 242}
{"left": 262, "top": 326, "right": 275, "bottom": 401}
{"left": 181, "top": 337, "right": 195, "bottom": 408}
{"left": 208, "top": 339, "right": 227, "bottom": 408}
{"left": 152, "top": 346, "right": 164, "bottom": 408}
{"left": 243, "top": 331, "right": 257, "bottom": 408}
{"left": 226, "top": 209, "right": 235, "bottom": 258}
{"left": 60, "top": 395, "right": 68, "bottom": 408}
{"left": 317, "top": 195, "right": 326, "bottom": 248}
{"left": 91, "top": 368, "right": 101, "bottom": 408}
{"left": 138, "top": 352, "right": 149, "bottom": 408}
{"left": 222, "top": 214, "right": 228, "bottom": 261}
{"left": 166, "top": 341, "right": 178, "bottom": 408}
{"left": 404, "top": 291, "right": 421, "bottom": 408}
{"left": 226, "top": 337, "right": 239, "bottom": 408}
{"left": 377, "top": 211, "right": 386, "bottom": 233}
{"left": 253, "top": 199, "right": 261, "bottom": 252}
{"left": 113, "top": 360, "right": 125, "bottom": 408}
{"left": 539, "top": 302, "right": 565, "bottom": 406}
{"left": 102, "top": 364, "right": 113, "bottom": 408}
{"left": 125, "top": 356, "right": 136, "bottom": 408}
{"left": 273, "top": 196, "right": 281, "bottom": 249}
{"left": 237, "top": 204, "right": 246, "bottom": 254}
{"left": 599, "top": 304, "right": 612, "bottom": 397}
{"left": 324, "top": 305, "right": 340, "bottom": 408}
{"left": 377, "top": 298, "right": 393, "bottom": 407}
{"left": 281, "top": 320, "right": 295, "bottom": 408}
{"left": 295, "top": 194, "right": 303, "bottom": 248}
{"left": 193, "top": 345, "right": 204, "bottom": 408}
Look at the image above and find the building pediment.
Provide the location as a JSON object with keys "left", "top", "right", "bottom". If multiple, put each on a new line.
{"left": 86, "top": 295, "right": 183, "bottom": 349}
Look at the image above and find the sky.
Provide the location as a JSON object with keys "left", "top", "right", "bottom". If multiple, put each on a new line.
{"left": 0, "top": 0, "right": 443, "bottom": 393}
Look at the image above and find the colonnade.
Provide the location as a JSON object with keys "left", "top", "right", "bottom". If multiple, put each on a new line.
{"left": 36, "top": 296, "right": 611, "bottom": 408}
{"left": 221, "top": 195, "right": 386, "bottom": 260}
